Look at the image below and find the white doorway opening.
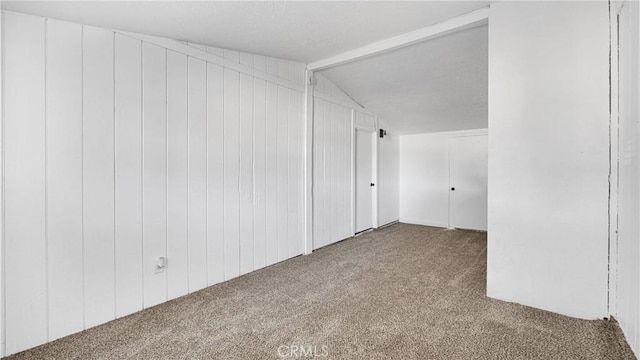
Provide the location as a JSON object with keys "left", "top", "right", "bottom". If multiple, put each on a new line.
{"left": 448, "top": 134, "right": 488, "bottom": 231}
{"left": 355, "top": 128, "right": 375, "bottom": 233}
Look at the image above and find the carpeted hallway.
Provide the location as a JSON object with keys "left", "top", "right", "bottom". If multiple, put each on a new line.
{"left": 7, "top": 223, "right": 635, "bottom": 359}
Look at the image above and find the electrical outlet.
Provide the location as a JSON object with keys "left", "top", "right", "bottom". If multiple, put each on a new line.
{"left": 155, "top": 257, "right": 167, "bottom": 274}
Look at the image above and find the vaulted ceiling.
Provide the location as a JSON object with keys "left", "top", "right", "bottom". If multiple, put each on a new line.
{"left": 2, "top": 1, "right": 489, "bottom": 134}
{"left": 2, "top": 1, "right": 489, "bottom": 63}
{"left": 320, "top": 25, "right": 488, "bottom": 134}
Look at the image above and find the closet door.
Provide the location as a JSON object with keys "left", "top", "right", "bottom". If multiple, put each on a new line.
{"left": 355, "top": 129, "right": 374, "bottom": 233}
{"left": 449, "top": 135, "right": 488, "bottom": 231}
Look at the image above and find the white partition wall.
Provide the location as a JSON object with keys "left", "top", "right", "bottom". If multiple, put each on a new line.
{"left": 486, "top": 1, "right": 610, "bottom": 320}
{"left": 1, "top": 11, "right": 306, "bottom": 356}
{"left": 616, "top": 0, "right": 640, "bottom": 356}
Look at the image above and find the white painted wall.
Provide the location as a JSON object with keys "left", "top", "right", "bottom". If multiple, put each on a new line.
{"left": 400, "top": 132, "right": 448, "bottom": 228}
{"left": 377, "top": 121, "right": 399, "bottom": 227}
{"left": 399, "top": 129, "right": 487, "bottom": 229}
{"left": 1, "top": 11, "right": 306, "bottom": 356}
{"left": 616, "top": 0, "right": 640, "bottom": 356}
{"left": 486, "top": 1, "right": 610, "bottom": 319}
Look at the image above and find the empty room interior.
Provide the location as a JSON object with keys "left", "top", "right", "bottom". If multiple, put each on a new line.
{"left": 1, "top": 0, "right": 640, "bottom": 359}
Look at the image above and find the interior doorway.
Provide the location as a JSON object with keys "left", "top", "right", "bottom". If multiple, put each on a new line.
{"left": 448, "top": 134, "right": 488, "bottom": 231}
{"left": 355, "top": 128, "right": 375, "bottom": 233}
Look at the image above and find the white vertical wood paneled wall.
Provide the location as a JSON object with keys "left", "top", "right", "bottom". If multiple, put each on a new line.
{"left": 312, "top": 97, "right": 353, "bottom": 249}
{"left": 311, "top": 76, "right": 377, "bottom": 250}
{"left": 2, "top": 11, "right": 305, "bottom": 356}
{"left": 313, "top": 97, "right": 353, "bottom": 249}
{"left": 314, "top": 73, "right": 357, "bottom": 106}
{"left": 184, "top": 42, "right": 307, "bottom": 88}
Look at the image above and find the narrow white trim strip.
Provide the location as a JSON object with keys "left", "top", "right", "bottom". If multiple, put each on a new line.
{"left": 313, "top": 91, "right": 374, "bottom": 115}
{"left": 114, "top": 30, "right": 305, "bottom": 93}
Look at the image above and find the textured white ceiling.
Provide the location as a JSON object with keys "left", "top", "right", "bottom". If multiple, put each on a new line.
{"left": 3, "top": 1, "right": 489, "bottom": 134}
{"left": 1, "top": 1, "right": 490, "bottom": 63}
{"left": 320, "top": 25, "right": 488, "bottom": 134}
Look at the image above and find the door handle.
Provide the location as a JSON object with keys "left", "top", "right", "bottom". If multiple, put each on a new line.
{"left": 370, "top": 183, "right": 375, "bottom": 187}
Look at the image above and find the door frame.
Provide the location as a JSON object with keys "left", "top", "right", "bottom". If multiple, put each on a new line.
{"left": 353, "top": 112, "right": 378, "bottom": 235}
{"left": 607, "top": 0, "right": 625, "bottom": 318}
{"left": 447, "top": 132, "right": 488, "bottom": 229}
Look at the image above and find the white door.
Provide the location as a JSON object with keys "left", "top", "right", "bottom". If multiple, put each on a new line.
{"left": 355, "top": 129, "right": 374, "bottom": 233}
{"left": 449, "top": 135, "right": 488, "bottom": 231}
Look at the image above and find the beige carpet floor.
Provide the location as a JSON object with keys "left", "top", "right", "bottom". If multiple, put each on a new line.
{"left": 6, "top": 223, "right": 636, "bottom": 359}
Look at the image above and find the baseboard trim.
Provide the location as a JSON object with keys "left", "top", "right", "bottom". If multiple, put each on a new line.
{"left": 377, "top": 220, "right": 399, "bottom": 229}
{"left": 399, "top": 218, "right": 449, "bottom": 229}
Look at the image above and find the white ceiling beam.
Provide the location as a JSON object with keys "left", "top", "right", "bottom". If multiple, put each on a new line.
{"left": 307, "top": 7, "right": 489, "bottom": 71}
